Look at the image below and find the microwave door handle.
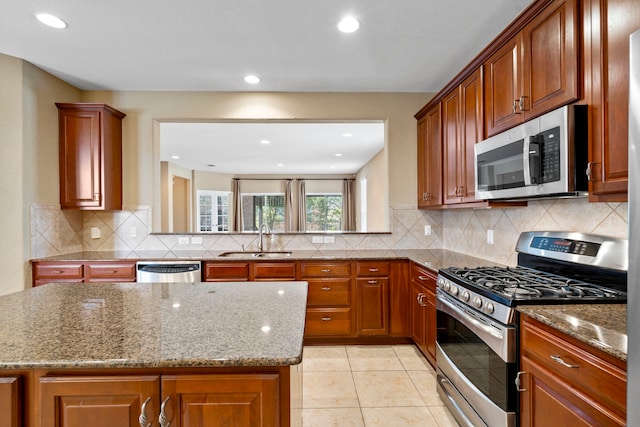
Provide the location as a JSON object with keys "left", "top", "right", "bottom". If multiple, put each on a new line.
{"left": 523, "top": 137, "right": 532, "bottom": 186}
{"left": 524, "top": 135, "right": 542, "bottom": 186}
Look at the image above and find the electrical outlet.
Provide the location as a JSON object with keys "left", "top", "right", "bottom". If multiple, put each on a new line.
{"left": 178, "top": 237, "right": 189, "bottom": 245}
{"left": 424, "top": 225, "right": 432, "bottom": 236}
{"left": 191, "top": 236, "right": 203, "bottom": 244}
{"left": 129, "top": 227, "right": 136, "bottom": 238}
{"left": 90, "top": 227, "right": 101, "bottom": 239}
{"left": 487, "top": 229, "right": 494, "bottom": 245}
{"left": 323, "top": 235, "right": 335, "bottom": 244}
{"left": 312, "top": 236, "right": 323, "bottom": 244}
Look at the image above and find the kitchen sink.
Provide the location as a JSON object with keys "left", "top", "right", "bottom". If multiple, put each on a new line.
{"left": 218, "top": 251, "right": 292, "bottom": 258}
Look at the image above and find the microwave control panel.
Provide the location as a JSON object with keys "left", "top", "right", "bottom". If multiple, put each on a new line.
{"left": 530, "top": 236, "right": 600, "bottom": 257}
{"left": 539, "top": 126, "right": 561, "bottom": 183}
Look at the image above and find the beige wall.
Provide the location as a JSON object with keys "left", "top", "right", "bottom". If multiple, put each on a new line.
{"left": 79, "top": 91, "right": 431, "bottom": 230}
{"left": 357, "top": 149, "right": 387, "bottom": 231}
{"left": 0, "top": 54, "right": 80, "bottom": 294}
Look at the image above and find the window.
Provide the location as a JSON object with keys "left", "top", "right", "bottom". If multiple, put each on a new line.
{"left": 241, "top": 194, "right": 286, "bottom": 231}
{"left": 305, "top": 193, "right": 342, "bottom": 231}
{"left": 196, "top": 190, "right": 230, "bottom": 232}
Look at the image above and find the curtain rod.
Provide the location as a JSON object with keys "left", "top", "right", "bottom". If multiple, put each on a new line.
{"left": 232, "top": 178, "right": 355, "bottom": 181}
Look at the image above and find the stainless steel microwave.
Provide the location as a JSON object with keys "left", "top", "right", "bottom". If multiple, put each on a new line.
{"left": 474, "top": 105, "right": 588, "bottom": 200}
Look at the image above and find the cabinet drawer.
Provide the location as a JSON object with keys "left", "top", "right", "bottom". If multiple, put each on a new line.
{"left": 307, "top": 279, "right": 351, "bottom": 306}
{"left": 204, "top": 262, "right": 249, "bottom": 281}
{"left": 411, "top": 263, "right": 436, "bottom": 291}
{"left": 300, "top": 262, "right": 351, "bottom": 277}
{"left": 356, "top": 261, "right": 390, "bottom": 277}
{"left": 305, "top": 308, "right": 352, "bottom": 336}
{"left": 520, "top": 317, "right": 626, "bottom": 415}
{"left": 33, "top": 263, "right": 84, "bottom": 279}
{"left": 253, "top": 262, "right": 296, "bottom": 279}
{"left": 86, "top": 262, "right": 136, "bottom": 282}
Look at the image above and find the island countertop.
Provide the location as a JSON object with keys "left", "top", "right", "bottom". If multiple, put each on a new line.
{"left": 0, "top": 281, "right": 308, "bottom": 370}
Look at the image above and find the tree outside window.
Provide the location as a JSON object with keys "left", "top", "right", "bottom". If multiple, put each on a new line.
{"left": 241, "top": 194, "right": 285, "bottom": 231}
{"left": 306, "top": 194, "right": 342, "bottom": 231}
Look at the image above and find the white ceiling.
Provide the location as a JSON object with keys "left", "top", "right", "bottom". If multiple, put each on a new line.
{"left": 0, "top": 0, "right": 533, "bottom": 92}
{"left": 0, "top": 0, "right": 533, "bottom": 174}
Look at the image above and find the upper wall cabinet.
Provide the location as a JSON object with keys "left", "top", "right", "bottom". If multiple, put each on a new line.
{"left": 417, "top": 104, "right": 442, "bottom": 208}
{"left": 484, "top": 0, "right": 579, "bottom": 137}
{"left": 584, "top": 0, "right": 640, "bottom": 202}
{"left": 56, "top": 103, "right": 126, "bottom": 210}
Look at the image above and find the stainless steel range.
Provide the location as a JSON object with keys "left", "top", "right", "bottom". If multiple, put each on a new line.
{"left": 435, "top": 231, "right": 628, "bottom": 427}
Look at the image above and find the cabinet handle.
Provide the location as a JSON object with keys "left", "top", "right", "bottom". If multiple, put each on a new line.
{"left": 367, "top": 280, "right": 378, "bottom": 284}
{"left": 139, "top": 396, "right": 152, "bottom": 427}
{"left": 425, "top": 192, "right": 430, "bottom": 201}
{"left": 93, "top": 193, "right": 100, "bottom": 202}
{"left": 52, "top": 270, "right": 64, "bottom": 274}
{"left": 321, "top": 269, "right": 331, "bottom": 273}
{"left": 159, "top": 396, "right": 171, "bottom": 427}
{"left": 418, "top": 275, "right": 429, "bottom": 281}
{"left": 321, "top": 317, "right": 332, "bottom": 321}
{"left": 104, "top": 270, "right": 118, "bottom": 274}
{"left": 519, "top": 96, "right": 528, "bottom": 112}
{"left": 417, "top": 293, "right": 427, "bottom": 306}
{"left": 586, "top": 162, "right": 597, "bottom": 181}
{"left": 321, "top": 286, "right": 332, "bottom": 291}
{"left": 515, "top": 371, "right": 527, "bottom": 392}
{"left": 458, "top": 186, "right": 464, "bottom": 196}
{"left": 513, "top": 99, "right": 522, "bottom": 114}
{"left": 550, "top": 355, "right": 579, "bottom": 368}
{"left": 369, "top": 268, "right": 379, "bottom": 272}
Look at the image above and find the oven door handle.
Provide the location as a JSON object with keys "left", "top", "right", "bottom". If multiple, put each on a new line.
{"left": 437, "top": 292, "right": 515, "bottom": 363}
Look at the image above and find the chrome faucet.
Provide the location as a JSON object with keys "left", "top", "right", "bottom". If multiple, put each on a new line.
{"left": 257, "top": 224, "right": 270, "bottom": 252}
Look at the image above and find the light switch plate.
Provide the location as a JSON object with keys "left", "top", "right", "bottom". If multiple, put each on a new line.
{"left": 312, "top": 236, "right": 323, "bottom": 244}
{"left": 487, "top": 230, "right": 494, "bottom": 244}
{"left": 323, "top": 236, "right": 335, "bottom": 244}
{"left": 424, "top": 225, "right": 432, "bottom": 236}
{"left": 178, "top": 237, "right": 189, "bottom": 245}
{"left": 191, "top": 236, "right": 203, "bottom": 244}
{"left": 90, "top": 227, "right": 100, "bottom": 239}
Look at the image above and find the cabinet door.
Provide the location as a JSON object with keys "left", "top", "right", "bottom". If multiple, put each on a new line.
{"left": 410, "top": 281, "right": 427, "bottom": 353}
{"left": 0, "top": 377, "right": 20, "bottom": 427}
{"left": 253, "top": 262, "right": 296, "bottom": 281}
{"left": 203, "top": 262, "right": 250, "bottom": 281}
{"left": 40, "top": 375, "right": 160, "bottom": 427}
{"left": 442, "top": 88, "right": 462, "bottom": 205}
{"left": 459, "top": 69, "right": 484, "bottom": 203}
{"left": 161, "top": 374, "right": 279, "bottom": 427}
{"left": 484, "top": 35, "right": 524, "bottom": 136}
{"left": 417, "top": 104, "right": 442, "bottom": 208}
{"left": 357, "top": 278, "right": 389, "bottom": 335}
{"left": 522, "top": 0, "right": 578, "bottom": 118}
{"left": 586, "top": 0, "right": 640, "bottom": 201}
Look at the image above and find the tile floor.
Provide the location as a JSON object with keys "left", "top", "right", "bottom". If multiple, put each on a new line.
{"left": 301, "top": 345, "right": 459, "bottom": 427}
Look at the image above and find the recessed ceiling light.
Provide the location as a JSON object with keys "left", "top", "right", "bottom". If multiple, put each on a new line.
{"left": 335, "top": 153, "right": 343, "bottom": 157}
{"left": 207, "top": 164, "right": 216, "bottom": 167}
{"left": 35, "top": 12, "right": 67, "bottom": 29}
{"left": 260, "top": 139, "right": 271, "bottom": 144}
{"left": 171, "top": 155, "right": 180, "bottom": 159}
{"left": 277, "top": 163, "right": 284, "bottom": 167}
{"left": 330, "top": 165, "right": 337, "bottom": 169}
{"left": 338, "top": 16, "right": 360, "bottom": 33}
{"left": 343, "top": 133, "right": 353, "bottom": 137}
{"left": 244, "top": 75, "right": 260, "bottom": 84}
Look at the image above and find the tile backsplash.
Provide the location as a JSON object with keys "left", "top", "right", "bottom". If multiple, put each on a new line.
{"left": 31, "top": 198, "right": 628, "bottom": 267}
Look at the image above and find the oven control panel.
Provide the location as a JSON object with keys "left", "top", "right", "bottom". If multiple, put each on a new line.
{"left": 530, "top": 236, "right": 600, "bottom": 256}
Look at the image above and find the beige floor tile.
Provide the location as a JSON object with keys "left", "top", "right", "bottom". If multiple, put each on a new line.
{"left": 303, "top": 345, "right": 351, "bottom": 372}
{"left": 361, "top": 407, "right": 440, "bottom": 427}
{"left": 302, "top": 408, "right": 365, "bottom": 427}
{"left": 352, "top": 371, "right": 425, "bottom": 407}
{"left": 407, "top": 370, "right": 445, "bottom": 406}
{"left": 303, "top": 371, "right": 360, "bottom": 408}
{"left": 428, "top": 405, "right": 460, "bottom": 427}
{"left": 392, "top": 345, "right": 431, "bottom": 371}
{"left": 346, "top": 345, "right": 405, "bottom": 371}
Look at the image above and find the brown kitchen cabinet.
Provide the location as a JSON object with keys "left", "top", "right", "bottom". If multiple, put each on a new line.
{"left": 410, "top": 262, "right": 437, "bottom": 367}
{"left": 39, "top": 372, "right": 283, "bottom": 427}
{"left": 484, "top": 0, "right": 579, "bottom": 137}
{"left": 356, "top": 261, "right": 390, "bottom": 336}
{"left": 0, "top": 377, "right": 20, "bottom": 427}
{"left": 300, "top": 261, "right": 354, "bottom": 338}
{"left": 519, "top": 315, "right": 626, "bottom": 426}
{"left": 203, "top": 261, "right": 250, "bottom": 281}
{"left": 56, "top": 103, "right": 126, "bottom": 210}
{"left": 442, "top": 68, "right": 483, "bottom": 205}
{"left": 583, "top": 0, "right": 640, "bottom": 201}
{"left": 202, "top": 261, "right": 295, "bottom": 281}
{"left": 32, "top": 260, "right": 136, "bottom": 287}
{"left": 416, "top": 103, "right": 443, "bottom": 208}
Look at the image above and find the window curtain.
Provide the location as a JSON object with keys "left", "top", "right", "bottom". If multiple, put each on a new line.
{"left": 342, "top": 179, "right": 356, "bottom": 231}
{"left": 232, "top": 179, "right": 243, "bottom": 232}
{"left": 297, "top": 179, "right": 306, "bottom": 231}
{"left": 284, "top": 179, "right": 294, "bottom": 232}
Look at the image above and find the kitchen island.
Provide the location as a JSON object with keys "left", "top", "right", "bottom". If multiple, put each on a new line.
{"left": 0, "top": 281, "right": 307, "bottom": 427}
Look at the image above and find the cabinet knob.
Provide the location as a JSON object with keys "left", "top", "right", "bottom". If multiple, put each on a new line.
{"left": 159, "top": 396, "right": 171, "bottom": 427}
{"left": 138, "top": 396, "right": 152, "bottom": 427}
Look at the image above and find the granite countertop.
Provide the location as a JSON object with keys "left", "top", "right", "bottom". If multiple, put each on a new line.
{"left": 32, "top": 249, "right": 497, "bottom": 273}
{"left": 518, "top": 304, "right": 627, "bottom": 361}
{"left": 0, "top": 281, "right": 308, "bottom": 369}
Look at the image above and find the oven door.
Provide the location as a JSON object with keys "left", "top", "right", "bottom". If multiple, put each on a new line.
{"left": 436, "top": 289, "right": 517, "bottom": 427}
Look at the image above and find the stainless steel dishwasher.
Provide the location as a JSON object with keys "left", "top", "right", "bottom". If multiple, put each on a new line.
{"left": 136, "top": 260, "right": 201, "bottom": 282}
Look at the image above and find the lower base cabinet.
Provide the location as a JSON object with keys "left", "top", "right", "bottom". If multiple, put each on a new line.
{"left": 0, "top": 377, "right": 20, "bottom": 427}
{"left": 39, "top": 371, "right": 287, "bottom": 427}
{"left": 410, "top": 263, "right": 437, "bottom": 367}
